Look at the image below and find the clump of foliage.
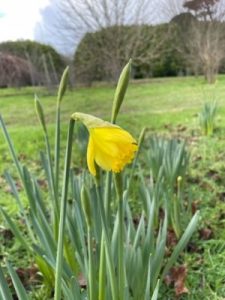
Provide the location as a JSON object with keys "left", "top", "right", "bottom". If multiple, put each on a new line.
{"left": 199, "top": 101, "right": 217, "bottom": 136}
{"left": 0, "top": 40, "right": 65, "bottom": 86}
{"left": 0, "top": 53, "right": 34, "bottom": 87}
{"left": 147, "top": 136, "right": 191, "bottom": 237}
{"left": 0, "top": 63, "right": 199, "bottom": 299}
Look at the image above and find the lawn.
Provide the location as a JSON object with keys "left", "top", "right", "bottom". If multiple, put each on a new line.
{"left": 1, "top": 76, "right": 225, "bottom": 169}
{"left": 1, "top": 75, "right": 225, "bottom": 299}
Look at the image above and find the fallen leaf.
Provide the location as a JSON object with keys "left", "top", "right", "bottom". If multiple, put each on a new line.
{"left": 199, "top": 227, "right": 213, "bottom": 240}
{"left": 167, "top": 228, "right": 178, "bottom": 249}
{"left": 78, "top": 273, "right": 87, "bottom": 288}
{"left": 165, "top": 265, "right": 189, "bottom": 297}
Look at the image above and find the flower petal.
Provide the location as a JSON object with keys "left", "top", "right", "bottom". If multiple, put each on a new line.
{"left": 87, "top": 135, "right": 96, "bottom": 176}
{"left": 94, "top": 143, "right": 117, "bottom": 171}
{"left": 90, "top": 127, "right": 137, "bottom": 173}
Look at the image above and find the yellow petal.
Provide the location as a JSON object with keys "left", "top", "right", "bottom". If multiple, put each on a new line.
{"left": 95, "top": 150, "right": 115, "bottom": 172}
{"left": 90, "top": 127, "right": 137, "bottom": 174}
{"left": 87, "top": 135, "right": 96, "bottom": 176}
{"left": 72, "top": 112, "right": 138, "bottom": 175}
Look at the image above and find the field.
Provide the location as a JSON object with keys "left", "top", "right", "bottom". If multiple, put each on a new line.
{"left": 1, "top": 75, "right": 225, "bottom": 299}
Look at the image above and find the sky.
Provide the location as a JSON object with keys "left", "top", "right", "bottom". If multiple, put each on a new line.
{"left": 0, "top": 0, "right": 183, "bottom": 56}
{"left": 0, "top": 0, "right": 50, "bottom": 42}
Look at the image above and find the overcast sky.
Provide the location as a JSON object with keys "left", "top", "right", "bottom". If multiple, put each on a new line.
{"left": 0, "top": 0, "right": 50, "bottom": 41}
{"left": 0, "top": 0, "right": 183, "bottom": 56}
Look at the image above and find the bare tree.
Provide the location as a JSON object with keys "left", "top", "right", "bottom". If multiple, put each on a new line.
{"left": 159, "top": 0, "right": 225, "bottom": 83}
{"left": 38, "top": 0, "right": 171, "bottom": 82}
{"left": 0, "top": 53, "right": 34, "bottom": 87}
{"left": 183, "top": 0, "right": 223, "bottom": 20}
{"left": 182, "top": 0, "right": 225, "bottom": 83}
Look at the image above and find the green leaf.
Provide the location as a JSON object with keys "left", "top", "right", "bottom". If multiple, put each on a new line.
{"left": 0, "top": 208, "right": 31, "bottom": 252}
{"left": 6, "top": 262, "right": 29, "bottom": 300}
{"left": 0, "top": 265, "right": 13, "bottom": 300}
{"left": 162, "top": 211, "right": 199, "bottom": 278}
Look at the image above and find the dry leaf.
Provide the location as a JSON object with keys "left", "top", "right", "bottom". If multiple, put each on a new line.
{"left": 165, "top": 265, "right": 189, "bottom": 297}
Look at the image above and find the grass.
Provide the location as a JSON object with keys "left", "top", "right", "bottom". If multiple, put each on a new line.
{"left": 1, "top": 75, "right": 224, "bottom": 167}
{"left": 1, "top": 75, "right": 225, "bottom": 299}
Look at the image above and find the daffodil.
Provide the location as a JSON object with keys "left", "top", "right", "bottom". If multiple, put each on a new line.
{"left": 72, "top": 112, "right": 138, "bottom": 176}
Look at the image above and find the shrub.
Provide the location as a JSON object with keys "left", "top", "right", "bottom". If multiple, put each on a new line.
{"left": 199, "top": 101, "right": 218, "bottom": 136}
{"left": 0, "top": 40, "right": 65, "bottom": 86}
{"left": 0, "top": 53, "right": 35, "bottom": 87}
{"left": 74, "top": 24, "right": 180, "bottom": 84}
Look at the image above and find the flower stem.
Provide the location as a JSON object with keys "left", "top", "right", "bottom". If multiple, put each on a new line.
{"left": 87, "top": 227, "right": 95, "bottom": 300}
{"left": 54, "top": 119, "right": 75, "bottom": 300}
{"left": 104, "top": 172, "right": 112, "bottom": 221}
{"left": 118, "top": 198, "right": 125, "bottom": 300}
{"left": 98, "top": 234, "right": 106, "bottom": 300}
{"left": 99, "top": 171, "right": 111, "bottom": 300}
{"left": 96, "top": 186, "right": 118, "bottom": 300}
{"left": 115, "top": 173, "right": 125, "bottom": 300}
{"left": 54, "top": 105, "right": 60, "bottom": 202}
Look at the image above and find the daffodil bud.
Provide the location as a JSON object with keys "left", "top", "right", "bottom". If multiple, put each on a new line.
{"left": 57, "top": 66, "right": 69, "bottom": 106}
{"left": 71, "top": 112, "right": 138, "bottom": 176}
{"left": 177, "top": 176, "right": 182, "bottom": 183}
{"left": 177, "top": 176, "right": 182, "bottom": 197}
{"left": 111, "top": 59, "right": 132, "bottom": 123}
{"left": 81, "top": 185, "right": 92, "bottom": 228}
{"left": 34, "top": 96, "right": 47, "bottom": 133}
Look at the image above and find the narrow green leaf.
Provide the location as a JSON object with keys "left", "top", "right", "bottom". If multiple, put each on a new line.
{"left": 144, "top": 255, "right": 151, "bottom": 300}
{"left": 0, "top": 208, "right": 31, "bottom": 252}
{"left": 0, "top": 115, "right": 23, "bottom": 180}
{"left": 7, "top": 262, "right": 29, "bottom": 300}
{"left": 0, "top": 265, "right": 13, "bottom": 300}
{"left": 162, "top": 211, "right": 199, "bottom": 278}
{"left": 151, "top": 280, "right": 159, "bottom": 300}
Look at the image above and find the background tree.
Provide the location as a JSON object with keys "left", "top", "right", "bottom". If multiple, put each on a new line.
{"left": 38, "top": 0, "right": 171, "bottom": 83}
{"left": 74, "top": 24, "right": 174, "bottom": 84}
{"left": 183, "top": 0, "right": 220, "bottom": 20}
{"left": 183, "top": 0, "right": 225, "bottom": 83}
{"left": 166, "top": 0, "right": 225, "bottom": 83}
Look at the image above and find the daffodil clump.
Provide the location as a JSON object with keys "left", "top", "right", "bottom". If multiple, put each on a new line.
{"left": 72, "top": 112, "right": 138, "bottom": 176}
{"left": 0, "top": 62, "right": 199, "bottom": 300}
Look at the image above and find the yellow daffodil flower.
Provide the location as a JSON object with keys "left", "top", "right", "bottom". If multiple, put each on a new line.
{"left": 72, "top": 112, "right": 138, "bottom": 176}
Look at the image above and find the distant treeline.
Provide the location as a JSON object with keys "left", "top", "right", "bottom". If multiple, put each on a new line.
{"left": 74, "top": 13, "right": 225, "bottom": 84}
{"left": 2, "top": 12, "right": 225, "bottom": 87}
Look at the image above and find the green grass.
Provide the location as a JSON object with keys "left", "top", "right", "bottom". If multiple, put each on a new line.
{"left": 1, "top": 75, "right": 224, "bottom": 165}
{"left": 2, "top": 76, "right": 225, "bottom": 299}
{"left": 1, "top": 76, "right": 225, "bottom": 127}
